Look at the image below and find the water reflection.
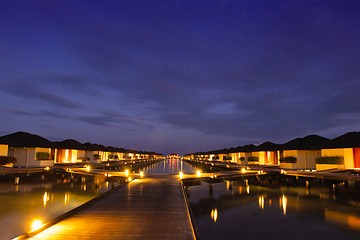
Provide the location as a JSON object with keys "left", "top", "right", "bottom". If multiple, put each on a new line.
{"left": 258, "top": 195, "right": 265, "bottom": 209}
{"left": 186, "top": 178, "right": 360, "bottom": 240}
{"left": 210, "top": 208, "right": 218, "bottom": 222}
{"left": 0, "top": 173, "right": 121, "bottom": 239}
{"left": 143, "top": 159, "right": 197, "bottom": 175}
{"left": 280, "top": 194, "right": 288, "bottom": 215}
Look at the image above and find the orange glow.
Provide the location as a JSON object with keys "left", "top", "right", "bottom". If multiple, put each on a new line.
{"left": 280, "top": 195, "right": 288, "bottom": 215}
{"left": 210, "top": 208, "right": 218, "bottom": 222}
{"left": 179, "top": 171, "right": 184, "bottom": 179}
{"left": 125, "top": 169, "right": 129, "bottom": 177}
{"left": 258, "top": 195, "right": 265, "bottom": 209}
{"left": 196, "top": 170, "right": 201, "bottom": 177}
{"left": 43, "top": 192, "right": 49, "bottom": 207}
{"left": 31, "top": 219, "right": 43, "bottom": 231}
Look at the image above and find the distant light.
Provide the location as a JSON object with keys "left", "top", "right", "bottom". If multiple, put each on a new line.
{"left": 44, "top": 167, "right": 50, "bottom": 171}
{"left": 31, "top": 219, "right": 42, "bottom": 231}
{"left": 241, "top": 168, "right": 246, "bottom": 174}
{"left": 179, "top": 171, "right": 183, "bottom": 179}
{"left": 196, "top": 170, "right": 201, "bottom": 177}
{"left": 85, "top": 165, "right": 91, "bottom": 171}
{"left": 128, "top": 177, "right": 132, "bottom": 182}
{"left": 140, "top": 171, "right": 144, "bottom": 177}
{"left": 125, "top": 169, "right": 129, "bottom": 177}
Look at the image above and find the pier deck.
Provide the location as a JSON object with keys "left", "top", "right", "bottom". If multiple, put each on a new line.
{"left": 29, "top": 175, "right": 196, "bottom": 240}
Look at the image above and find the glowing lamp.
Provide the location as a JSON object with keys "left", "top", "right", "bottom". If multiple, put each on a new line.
{"left": 31, "top": 219, "right": 42, "bottom": 231}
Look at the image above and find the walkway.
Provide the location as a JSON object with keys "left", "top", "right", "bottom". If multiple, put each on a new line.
{"left": 29, "top": 175, "right": 196, "bottom": 240}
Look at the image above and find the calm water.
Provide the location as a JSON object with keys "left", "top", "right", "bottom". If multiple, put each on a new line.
{"left": 2, "top": 161, "right": 359, "bottom": 240}
{"left": 0, "top": 173, "right": 120, "bottom": 239}
{"left": 143, "top": 158, "right": 197, "bottom": 175}
{"left": 186, "top": 179, "right": 360, "bottom": 240}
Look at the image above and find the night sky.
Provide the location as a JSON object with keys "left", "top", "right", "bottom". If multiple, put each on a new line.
{"left": 1, "top": 0, "right": 359, "bottom": 155}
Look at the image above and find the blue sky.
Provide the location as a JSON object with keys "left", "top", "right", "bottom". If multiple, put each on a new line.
{"left": 1, "top": 0, "right": 359, "bottom": 154}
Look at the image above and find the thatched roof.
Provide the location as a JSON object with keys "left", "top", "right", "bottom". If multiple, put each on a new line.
{"left": 55, "top": 139, "right": 86, "bottom": 150}
{"left": 251, "top": 141, "right": 280, "bottom": 152}
{"left": 0, "top": 131, "right": 55, "bottom": 148}
{"left": 281, "top": 134, "right": 329, "bottom": 150}
{"left": 321, "top": 132, "right": 360, "bottom": 149}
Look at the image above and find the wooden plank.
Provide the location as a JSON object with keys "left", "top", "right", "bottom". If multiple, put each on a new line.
{"left": 29, "top": 176, "right": 196, "bottom": 240}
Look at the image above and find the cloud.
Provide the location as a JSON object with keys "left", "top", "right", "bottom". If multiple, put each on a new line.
{"left": 2, "top": 80, "right": 83, "bottom": 109}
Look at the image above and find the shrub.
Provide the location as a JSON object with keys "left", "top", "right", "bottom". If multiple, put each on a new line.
{"left": 93, "top": 154, "right": 101, "bottom": 159}
{"left": 316, "top": 156, "right": 344, "bottom": 164}
{"left": 248, "top": 156, "right": 258, "bottom": 162}
{"left": 0, "top": 156, "right": 17, "bottom": 165}
{"left": 280, "top": 156, "right": 297, "bottom": 163}
{"left": 223, "top": 156, "right": 232, "bottom": 161}
{"left": 36, "top": 152, "right": 52, "bottom": 160}
{"left": 240, "top": 157, "right": 245, "bottom": 161}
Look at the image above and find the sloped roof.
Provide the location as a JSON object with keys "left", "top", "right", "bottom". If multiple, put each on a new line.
{"left": 56, "top": 139, "right": 85, "bottom": 150}
{"left": 281, "top": 134, "right": 329, "bottom": 150}
{"left": 0, "top": 131, "right": 55, "bottom": 148}
{"left": 252, "top": 141, "right": 280, "bottom": 152}
{"left": 240, "top": 144, "right": 256, "bottom": 152}
{"left": 321, "top": 132, "right": 360, "bottom": 149}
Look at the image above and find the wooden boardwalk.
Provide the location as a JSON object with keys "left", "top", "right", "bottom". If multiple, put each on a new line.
{"left": 29, "top": 175, "right": 196, "bottom": 240}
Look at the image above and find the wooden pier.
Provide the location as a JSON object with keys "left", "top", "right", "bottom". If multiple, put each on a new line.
{"left": 28, "top": 175, "right": 196, "bottom": 240}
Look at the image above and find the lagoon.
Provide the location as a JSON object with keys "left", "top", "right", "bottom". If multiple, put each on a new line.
{"left": 185, "top": 177, "right": 360, "bottom": 240}
{"left": 0, "top": 172, "right": 120, "bottom": 239}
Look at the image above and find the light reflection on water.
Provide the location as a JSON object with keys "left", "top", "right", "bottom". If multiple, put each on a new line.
{"left": 187, "top": 180, "right": 360, "bottom": 240}
{"left": 143, "top": 159, "right": 197, "bottom": 175}
{"left": 0, "top": 174, "right": 119, "bottom": 239}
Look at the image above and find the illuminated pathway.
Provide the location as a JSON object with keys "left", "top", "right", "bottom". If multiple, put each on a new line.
{"left": 29, "top": 175, "right": 196, "bottom": 240}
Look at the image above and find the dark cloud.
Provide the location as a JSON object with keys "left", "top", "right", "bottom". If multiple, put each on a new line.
{"left": 1, "top": 80, "right": 83, "bottom": 109}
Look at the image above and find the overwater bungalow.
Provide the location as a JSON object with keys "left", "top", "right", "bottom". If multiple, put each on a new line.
{"left": 250, "top": 141, "right": 281, "bottom": 165}
{"left": 238, "top": 144, "right": 256, "bottom": 165}
{"left": 55, "top": 139, "right": 86, "bottom": 164}
{"left": 0, "top": 131, "right": 56, "bottom": 167}
{"left": 319, "top": 132, "right": 360, "bottom": 170}
{"left": 280, "top": 135, "right": 329, "bottom": 170}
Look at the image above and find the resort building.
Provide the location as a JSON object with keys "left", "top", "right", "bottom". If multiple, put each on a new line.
{"left": 0, "top": 131, "right": 56, "bottom": 167}
{"left": 319, "top": 132, "right": 360, "bottom": 170}
{"left": 280, "top": 135, "right": 329, "bottom": 170}
{"left": 55, "top": 139, "right": 87, "bottom": 164}
{"left": 250, "top": 141, "right": 281, "bottom": 165}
